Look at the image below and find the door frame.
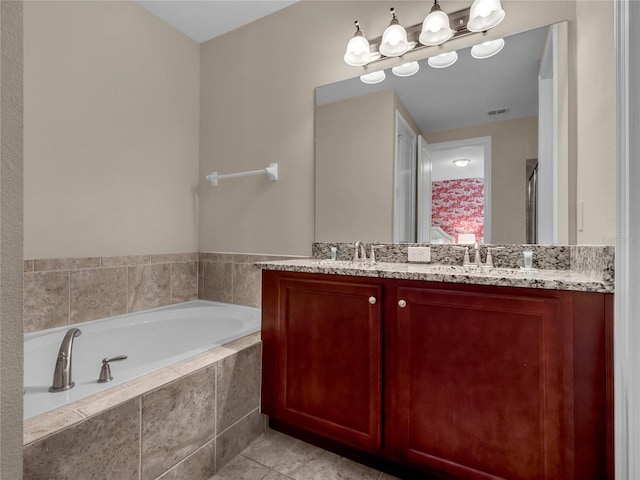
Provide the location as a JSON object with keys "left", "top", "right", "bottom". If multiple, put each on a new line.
{"left": 422, "top": 136, "right": 492, "bottom": 244}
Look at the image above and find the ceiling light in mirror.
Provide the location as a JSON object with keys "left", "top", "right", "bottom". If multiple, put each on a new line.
{"left": 453, "top": 158, "right": 470, "bottom": 167}
{"left": 344, "top": 21, "right": 371, "bottom": 66}
{"left": 419, "top": 0, "right": 454, "bottom": 46}
{"left": 360, "top": 70, "right": 386, "bottom": 84}
{"left": 379, "top": 8, "right": 410, "bottom": 57}
{"left": 392, "top": 62, "right": 420, "bottom": 77}
{"left": 428, "top": 50, "right": 458, "bottom": 68}
{"left": 471, "top": 38, "right": 505, "bottom": 59}
{"left": 467, "top": 0, "right": 505, "bottom": 32}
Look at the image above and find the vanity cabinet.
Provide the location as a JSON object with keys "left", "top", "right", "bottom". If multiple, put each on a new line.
{"left": 261, "top": 270, "right": 612, "bottom": 480}
{"left": 261, "top": 274, "right": 383, "bottom": 452}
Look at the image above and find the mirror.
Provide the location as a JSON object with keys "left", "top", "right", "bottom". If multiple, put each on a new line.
{"left": 315, "top": 23, "right": 568, "bottom": 245}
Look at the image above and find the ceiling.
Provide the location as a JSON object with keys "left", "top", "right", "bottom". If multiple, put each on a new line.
{"left": 134, "top": 0, "right": 298, "bottom": 43}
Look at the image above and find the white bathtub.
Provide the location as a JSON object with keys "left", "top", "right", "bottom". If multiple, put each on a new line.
{"left": 24, "top": 300, "right": 261, "bottom": 420}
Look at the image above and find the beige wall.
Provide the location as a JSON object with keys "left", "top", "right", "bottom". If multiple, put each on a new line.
{"left": 426, "top": 116, "right": 539, "bottom": 244}
{"left": 575, "top": 0, "right": 616, "bottom": 244}
{"left": 316, "top": 90, "right": 396, "bottom": 242}
{"left": 199, "top": 0, "right": 615, "bottom": 254}
{"left": 1, "top": 1, "right": 24, "bottom": 477}
{"left": 24, "top": 0, "right": 200, "bottom": 259}
{"left": 315, "top": 89, "right": 421, "bottom": 243}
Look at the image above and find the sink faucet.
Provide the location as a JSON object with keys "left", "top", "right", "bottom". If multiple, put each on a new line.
{"left": 49, "top": 327, "right": 81, "bottom": 392}
{"left": 472, "top": 241, "right": 481, "bottom": 267}
{"left": 353, "top": 241, "right": 367, "bottom": 262}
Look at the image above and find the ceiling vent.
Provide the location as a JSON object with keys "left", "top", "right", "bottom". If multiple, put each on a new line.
{"left": 487, "top": 107, "right": 510, "bottom": 116}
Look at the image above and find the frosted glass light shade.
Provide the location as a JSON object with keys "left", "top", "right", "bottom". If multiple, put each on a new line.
{"left": 467, "top": 0, "right": 505, "bottom": 32}
{"left": 471, "top": 38, "right": 505, "bottom": 59}
{"left": 453, "top": 158, "right": 470, "bottom": 167}
{"left": 380, "top": 23, "right": 410, "bottom": 57}
{"left": 428, "top": 50, "right": 458, "bottom": 68}
{"left": 360, "top": 70, "right": 386, "bottom": 84}
{"left": 344, "top": 31, "right": 371, "bottom": 66}
{"left": 392, "top": 62, "right": 420, "bottom": 77}
{"left": 419, "top": 9, "right": 453, "bottom": 46}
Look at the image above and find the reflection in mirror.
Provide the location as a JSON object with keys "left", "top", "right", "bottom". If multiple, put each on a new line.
{"left": 315, "top": 23, "right": 568, "bottom": 245}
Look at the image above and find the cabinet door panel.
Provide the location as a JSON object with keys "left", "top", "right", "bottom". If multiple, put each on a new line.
{"left": 396, "top": 287, "right": 566, "bottom": 480}
{"left": 275, "top": 278, "right": 382, "bottom": 451}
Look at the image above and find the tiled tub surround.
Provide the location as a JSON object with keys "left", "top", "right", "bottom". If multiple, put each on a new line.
{"left": 260, "top": 243, "right": 615, "bottom": 293}
{"left": 24, "top": 333, "right": 263, "bottom": 480}
{"left": 24, "top": 252, "right": 199, "bottom": 333}
{"left": 198, "top": 253, "right": 306, "bottom": 308}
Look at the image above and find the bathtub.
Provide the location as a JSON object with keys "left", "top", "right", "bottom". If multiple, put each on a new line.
{"left": 24, "top": 300, "right": 261, "bottom": 420}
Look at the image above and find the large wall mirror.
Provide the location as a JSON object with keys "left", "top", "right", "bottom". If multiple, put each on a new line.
{"left": 315, "top": 22, "right": 568, "bottom": 245}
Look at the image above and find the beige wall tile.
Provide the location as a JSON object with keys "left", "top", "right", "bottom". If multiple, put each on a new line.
{"left": 24, "top": 260, "right": 34, "bottom": 272}
{"left": 101, "top": 254, "right": 150, "bottom": 267}
{"left": 24, "top": 271, "right": 69, "bottom": 333}
{"left": 202, "top": 261, "right": 233, "bottom": 303}
{"left": 198, "top": 260, "right": 205, "bottom": 298}
{"left": 232, "top": 263, "right": 262, "bottom": 308}
{"left": 150, "top": 253, "right": 191, "bottom": 264}
{"left": 156, "top": 440, "right": 215, "bottom": 480}
{"left": 171, "top": 261, "right": 198, "bottom": 302}
{"left": 141, "top": 365, "right": 217, "bottom": 480}
{"left": 128, "top": 264, "right": 171, "bottom": 312}
{"left": 199, "top": 252, "right": 218, "bottom": 262}
{"left": 33, "top": 257, "right": 100, "bottom": 272}
{"left": 70, "top": 268, "right": 127, "bottom": 323}
{"left": 215, "top": 409, "right": 264, "bottom": 471}
{"left": 217, "top": 343, "right": 261, "bottom": 433}
{"left": 23, "top": 399, "right": 140, "bottom": 480}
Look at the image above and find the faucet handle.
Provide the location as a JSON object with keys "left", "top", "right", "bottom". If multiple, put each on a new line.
{"left": 485, "top": 246, "right": 505, "bottom": 267}
{"left": 370, "top": 245, "right": 384, "bottom": 263}
{"left": 98, "top": 355, "right": 128, "bottom": 383}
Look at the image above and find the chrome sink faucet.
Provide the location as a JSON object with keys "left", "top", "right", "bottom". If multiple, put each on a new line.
{"left": 49, "top": 327, "right": 81, "bottom": 392}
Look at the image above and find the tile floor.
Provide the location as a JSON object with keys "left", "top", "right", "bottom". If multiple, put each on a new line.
{"left": 209, "top": 428, "right": 400, "bottom": 480}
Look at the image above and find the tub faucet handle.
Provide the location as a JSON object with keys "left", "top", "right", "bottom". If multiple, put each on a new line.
{"left": 98, "top": 355, "right": 128, "bottom": 383}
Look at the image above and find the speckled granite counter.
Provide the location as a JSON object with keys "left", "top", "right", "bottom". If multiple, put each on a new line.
{"left": 256, "top": 244, "right": 615, "bottom": 293}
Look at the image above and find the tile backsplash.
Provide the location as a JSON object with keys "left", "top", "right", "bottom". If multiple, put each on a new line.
{"left": 24, "top": 253, "right": 198, "bottom": 334}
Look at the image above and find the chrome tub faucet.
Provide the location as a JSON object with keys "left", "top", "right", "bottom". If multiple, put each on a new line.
{"left": 49, "top": 327, "right": 81, "bottom": 392}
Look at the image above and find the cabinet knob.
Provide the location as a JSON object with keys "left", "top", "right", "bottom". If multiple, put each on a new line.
{"left": 398, "top": 299, "right": 407, "bottom": 308}
{"left": 369, "top": 296, "right": 377, "bottom": 305}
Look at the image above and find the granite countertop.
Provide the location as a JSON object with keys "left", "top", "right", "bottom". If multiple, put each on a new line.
{"left": 256, "top": 258, "right": 614, "bottom": 294}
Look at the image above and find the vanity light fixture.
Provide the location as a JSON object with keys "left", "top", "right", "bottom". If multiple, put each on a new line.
{"left": 379, "top": 8, "right": 410, "bottom": 57}
{"left": 343, "top": 1, "right": 506, "bottom": 69}
{"left": 360, "top": 70, "right": 386, "bottom": 84}
{"left": 392, "top": 61, "right": 420, "bottom": 77}
{"left": 471, "top": 38, "right": 505, "bottom": 59}
{"left": 453, "top": 158, "right": 470, "bottom": 167}
{"left": 344, "top": 21, "right": 371, "bottom": 66}
{"left": 419, "top": 0, "right": 454, "bottom": 46}
{"left": 427, "top": 50, "right": 458, "bottom": 68}
{"left": 467, "top": 0, "right": 505, "bottom": 32}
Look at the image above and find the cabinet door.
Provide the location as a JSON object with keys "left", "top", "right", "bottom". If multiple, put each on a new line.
{"left": 395, "top": 286, "right": 568, "bottom": 480}
{"left": 270, "top": 277, "right": 383, "bottom": 451}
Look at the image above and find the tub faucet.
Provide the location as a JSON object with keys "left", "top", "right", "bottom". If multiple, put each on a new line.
{"left": 49, "top": 327, "right": 81, "bottom": 392}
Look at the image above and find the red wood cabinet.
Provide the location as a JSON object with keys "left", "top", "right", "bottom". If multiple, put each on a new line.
{"left": 261, "top": 273, "right": 383, "bottom": 451}
{"left": 261, "top": 270, "right": 612, "bottom": 479}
